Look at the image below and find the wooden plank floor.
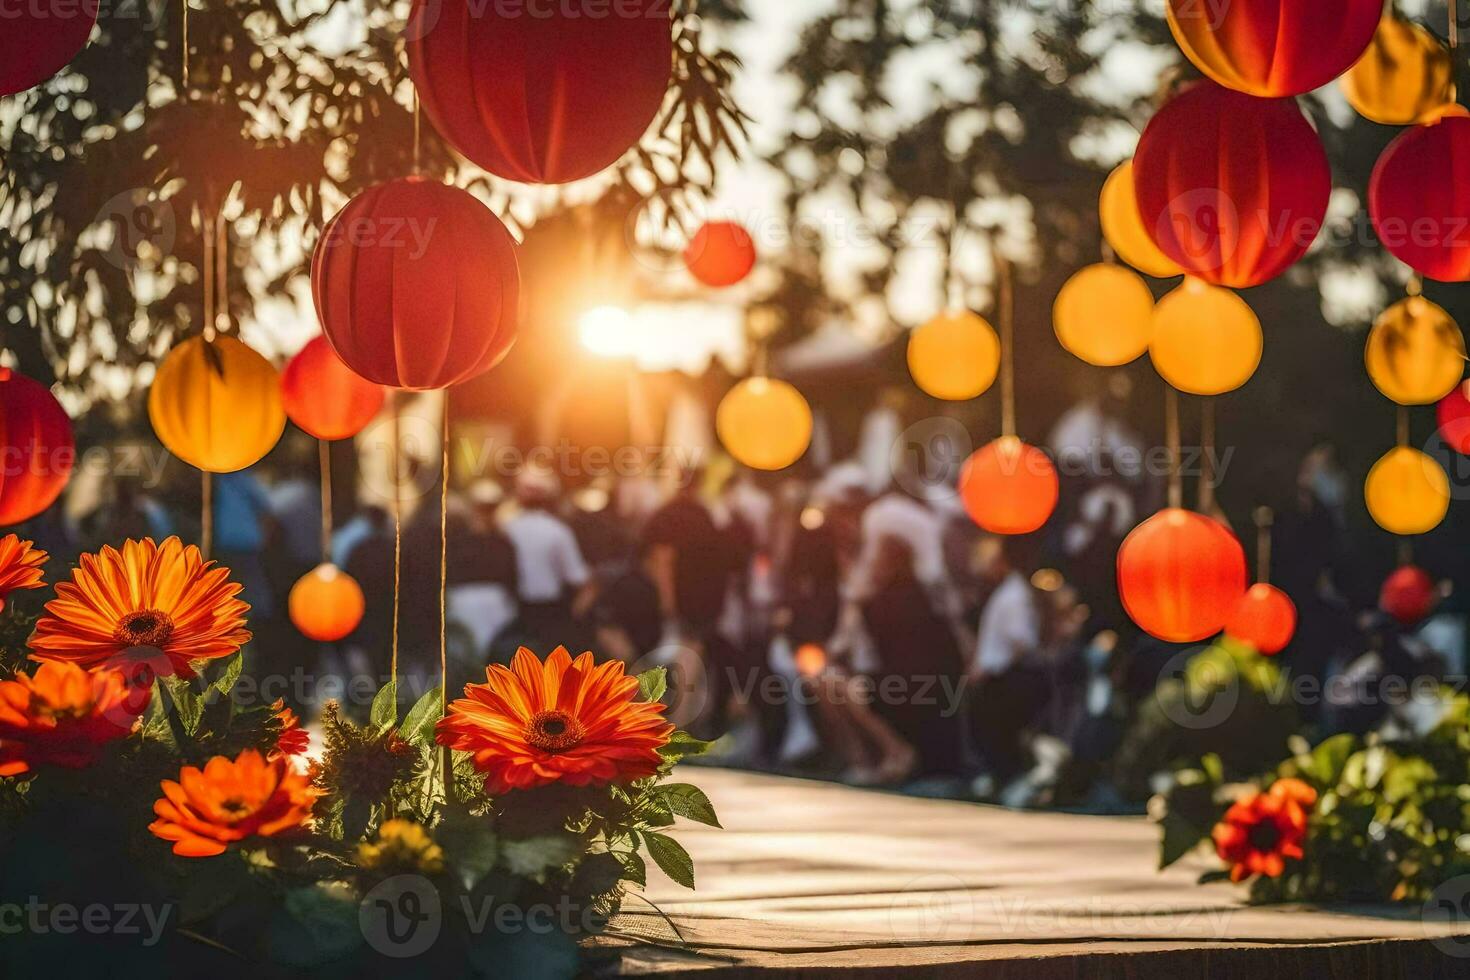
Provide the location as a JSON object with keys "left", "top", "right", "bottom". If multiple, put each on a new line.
{"left": 602, "top": 768, "right": 1470, "bottom": 977}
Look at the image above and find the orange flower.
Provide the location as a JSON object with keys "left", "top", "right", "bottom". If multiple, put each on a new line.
{"left": 271, "top": 699, "right": 309, "bottom": 759}
{"left": 0, "top": 661, "right": 149, "bottom": 776}
{"left": 0, "top": 534, "right": 46, "bottom": 611}
{"left": 149, "top": 749, "right": 320, "bottom": 857}
{"left": 1212, "top": 777, "right": 1317, "bottom": 883}
{"left": 29, "top": 537, "right": 251, "bottom": 680}
{"left": 437, "top": 646, "right": 673, "bottom": 795}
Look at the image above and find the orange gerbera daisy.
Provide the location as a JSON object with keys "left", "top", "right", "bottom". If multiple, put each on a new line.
{"left": 149, "top": 748, "right": 320, "bottom": 857}
{"left": 29, "top": 537, "right": 251, "bottom": 680}
{"left": 1212, "top": 777, "right": 1317, "bottom": 883}
{"left": 0, "top": 661, "right": 149, "bottom": 776}
{"left": 0, "top": 534, "right": 46, "bottom": 611}
{"left": 270, "top": 699, "right": 309, "bottom": 759}
{"left": 437, "top": 646, "right": 674, "bottom": 795}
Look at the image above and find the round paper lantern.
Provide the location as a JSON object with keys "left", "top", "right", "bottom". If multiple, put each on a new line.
{"left": 0, "top": 0, "right": 97, "bottom": 96}
{"left": 1166, "top": 0, "right": 1380, "bottom": 98}
{"left": 312, "top": 178, "right": 519, "bottom": 390}
{"left": 1225, "top": 583, "right": 1297, "bottom": 655}
{"left": 1365, "top": 446, "right": 1450, "bottom": 536}
{"left": 907, "top": 311, "right": 1000, "bottom": 401}
{"left": 716, "top": 378, "right": 813, "bottom": 471}
{"left": 685, "top": 221, "right": 757, "bottom": 288}
{"left": 1437, "top": 382, "right": 1470, "bottom": 455}
{"left": 1370, "top": 113, "right": 1470, "bottom": 282}
{"left": 1379, "top": 565, "right": 1437, "bottom": 626}
{"left": 1341, "top": 14, "right": 1455, "bottom": 126}
{"left": 407, "top": 0, "right": 671, "bottom": 184}
{"left": 958, "top": 437, "right": 1059, "bottom": 535}
{"left": 0, "top": 369, "right": 73, "bottom": 525}
{"left": 282, "top": 337, "right": 385, "bottom": 441}
{"left": 1053, "top": 263, "right": 1154, "bottom": 367}
{"left": 148, "top": 336, "right": 286, "bottom": 474}
{"left": 1134, "top": 81, "right": 1330, "bottom": 288}
{"left": 289, "top": 563, "right": 365, "bottom": 642}
{"left": 1364, "top": 296, "right": 1465, "bottom": 406}
{"left": 1100, "top": 161, "right": 1184, "bottom": 279}
{"left": 1149, "top": 278, "right": 1262, "bottom": 395}
{"left": 1117, "top": 509, "right": 1247, "bottom": 644}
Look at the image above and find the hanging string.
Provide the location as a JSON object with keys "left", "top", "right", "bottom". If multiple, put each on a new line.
{"left": 1397, "top": 404, "right": 1410, "bottom": 448}
{"left": 1253, "top": 506, "right": 1274, "bottom": 584}
{"left": 390, "top": 392, "right": 402, "bottom": 686}
{"left": 945, "top": 205, "right": 962, "bottom": 310}
{"left": 215, "top": 216, "right": 228, "bottom": 334}
{"left": 319, "top": 440, "right": 333, "bottom": 565}
{"left": 201, "top": 471, "right": 213, "bottom": 559}
{"left": 181, "top": 0, "right": 189, "bottom": 91}
{"left": 1198, "top": 396, "right": 1217, "bottom": 513}
{"left": 412, "top": 91, "right": 422, "bottom": 177}
{"left": 201, "top": 212, "right": 214, "bottom": 342}
{"left": 1166, "top": 385, "right": 1183, "bottom": 510}
{"left": 1398, "top": 537, "right": 1414, "bottom": 568}
{"left": 997, "top": 252, "right": 1016, "bottom": 439}
{"left": 439, "top": 390, "right": 452, "bottom": 799}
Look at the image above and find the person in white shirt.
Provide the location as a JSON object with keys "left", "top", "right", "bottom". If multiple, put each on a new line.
{"left": 502, "top": 467, "right": 596, "bottom": 647}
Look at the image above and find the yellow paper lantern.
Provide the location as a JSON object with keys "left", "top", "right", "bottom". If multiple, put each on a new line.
{"left": 1365, "top": 446, "right": 1450, "bottom": 535}
{"left": 716, "top": 377, "right": 813, "bottom": 471}
{"left": 1053, "top": 263, "right": 1154, "bottom": 366}
{"left": 907, "top": 310, "right": 1000, "bottom": 400}
{"left": 1365, "top": 296, "right": 1466, "bottom": 406}
{"left": 1149, "top": 278, "right": 1262, "bottom": 395}
{"left": 1099, "top": 161, "right": 1184, "bottom": 280}
{"left": 289, "top": 563, "right": 366, "bottom": 642}
{"left": 149, "top": 336, "right": 286, "bottom": 473}
{"left": 1341, "top": 14, "right": 1455, "bottom": 126}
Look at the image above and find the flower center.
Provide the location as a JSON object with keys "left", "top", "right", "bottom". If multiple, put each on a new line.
{"left": 30, "top": 694, "right": 87, "bottom": 722}
{"left": 219, "top": 798, "right": 253, "bottom": 822}
{"left": 113, "top": 608, "right": 175, "bottom": 648}
{"left": 526, "top": 710, "right": 584, "bottom": 754}
{"left": 1247, "top": 821, "right": 1282, "bottom": 853}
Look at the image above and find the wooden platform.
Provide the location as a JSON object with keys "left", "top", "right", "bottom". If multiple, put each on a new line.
{"left": 603, "top": 769, "right": 1470, "bottom": 977}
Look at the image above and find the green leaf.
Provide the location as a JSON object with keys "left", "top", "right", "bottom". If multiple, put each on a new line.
{"left": 655, "top": 783, "right": 721, "bottom": 828}
{"left": 1159, "top": 811, "right": 1207, "bottom": 870}
{"left": 615, "top": 850, "right": 647, "bottom": 888}
{"left": 658, "top": 730, "right": 714, "bottom": 761}
{"left": 572, "top": 851, "right": 628, "bottom": 897}
{"left": 161, "top": 675, "right": 204, "bottom": 736}
{"left": 370, "top": 679, "right": 398, "bottom": 733}
{"left": 637, "top": 667, "right": 668, "bottom": 704}
{"left": 266, "top": 883, "right": 363, "bottom": 967}
{"left": 641, "top": 831, "right": 695, "bottom": 889}
{"left": 1197, "top": 869, "right": 1233, "bottom": 885}
{"left": 209, "top": 651, "right": 244, "bottom": 699}
{"left": 502, "top": 834, "right": 578, "bottom": 878}
{"left": 1307, "top": 733, "right": 1356, "bottom": 788}
{"left": 399, "top": 684, "right": 443, "bottom": 747}
{"left": 437, "top": 805, "right": 500, "bottom": 892}
{"left": 1199, "top": 753, "right": 1224, "bottom": 787}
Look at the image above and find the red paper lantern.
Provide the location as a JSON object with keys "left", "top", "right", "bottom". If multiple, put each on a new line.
{"left": 1379, "top": 565, "right": 1437, "bottom": 626}
{"left": 685, "top": 221, "right": 757, "bottom": 288}
{"left": 1369, "top": 111, "right": 1470, "bottom": 283}
{"left": 282, "top": 337, "right": 385, "bottom": 442}
{"left": 0, "top": 369, "right": 73, "bottom": 526}
{"left": 1166, "top": 0, "right": 1380, "bottom": 98}
{"left": 1117, "top": 509, "right": 1247, "bottom": 643}
{"left": 0, "top": 0, "right": 97, "bottom": 96}
{"left": 957, "top": 437, "right": 1059, "bottom": 535}
{"left": 407, "top": 0, "right": 672, "bottom": 184}
{"left": 1134, "top": 81, "right": 1330, "bottom": 288}
{"left": 312, "top": 178, "right": 519, "bottom": 390}
{"left": 1225, "top": 583, "right": 1297, "bottom": 655}
{"left": 1437, "top": 382, "right": 1470, "bottom": 455}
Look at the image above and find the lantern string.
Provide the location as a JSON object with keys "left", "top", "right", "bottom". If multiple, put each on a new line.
{"left": 390, "top": 392, "right": 402, "bottom": 687}
{"left": 319, "top": 439, "right": 333, "bottom": 565}
{"left": 214, "top": 215, "right": 227, "bottom": 336}
{"left": 181, "top": 0, "right": 189, "bottom": 91}
{"left": 201, "top": 212, "right": 214, "bottom": 343}
{"left": 412, "top": 91, "right": 422, "bottom": 177}
{"left": 439, "top": 390, "right": 451, "bottom": 801}
{"left": 944, "top": 205, "right": 961, "bottom": 310}
{"left": 1254, "top": 506, "right": 1274, "bottom": 584}
{"left": 1398, "top": 537, "right": 1414, "bottom": 567}
{"left": 201, "top": 470, "right": 213, "bottom": 560}
{"left": 1165, "top": 385, "right": 1182, "bottom": 509}
{"left": 1198, "top": 396, "right": 1216, "bottom": 513}
{"left": 1397, "top": 404, "right": 1410, "bottom": 448}
{"left": 997, "top": 252, "right": 1016, "bottom": 440}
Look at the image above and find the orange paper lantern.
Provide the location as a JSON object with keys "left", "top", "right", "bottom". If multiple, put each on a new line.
{"left": 1134, "top": 81, "right": 1330, "bottom": 288}
{"left": 1100, "top": 161, "right": 1184, "bottom": 279}
{"left": 289, "top": 563, "right": 366, "bottom": 642}
{"left": 1369, "top": 112, "right": 1470, "bottom": 283}
{"left": 1166, "top": 0, "right": 1380, "bottom": 98}
{"left": 1149, "top": 278, "right": 1262, "bottom": 396}
{"left": 1365, "top": 446, "right": 1450, "bottom": 536}
{"left": 312, "top": 178, "right": 519, "bottom": 390}
{"left": 148, "top": 336, "right": 286, "bottom": 473}
{"left": 685, "top": 221, "right": 757, "bottom": 288}
{"left": 907, "top": 311, "right": 1000, "bottom": 401}
{"left": 282, "top": 337, "right": 385, "bottom": 441}
{"left": 1380, "top": 565, "right": 1436, "bottom": 626}
{"left": 1341, "top": 14, "right": 1456, "bottom": 126}
{"left": 1053, "top": 263, "right": 1154, "bottom": 367}
{"left": 1364, "top": 296, "right": 1465, "bottom": 406}
{"left": 0, "top": 369, "right": 74, "bottom": 526}
{"left": 957, "top": 437, "right": 1059, "bottom": 536}
{"left": 716, "top": 378, "right": 813, "bottom": 471}
{"left": 1117, "top": 509, "right": 1247, "bottom": 643}
{"left": 1225, "top": 583, "right": 1297, "bottom": 655}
